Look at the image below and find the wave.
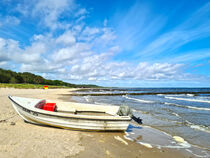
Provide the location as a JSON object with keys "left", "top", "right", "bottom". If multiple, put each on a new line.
{"left": 164, "top": 102, "right": 210, "bottom": 111}
{"left": 190, "top": 125, "right": 210, "bottom": 133}
{"left": 123, "top": 95, "right": 156, "bottom": 103}
{"left": 186, "top": 94, "right": 195, "bottom": 97}
{"left": 159, "top": 94, "right": 187, "bottom": 97}
{"left": 185, "top": 120, "right": 210, "bottom": 134}
{"left": 185, "top": 149, "right": 210, "bottom": 158}
{"left": 158, "top": 94, "right": 195, "bottom": 98}
{"left": 157, "top": 94, "right": 164, "bottom": 96}
{"left": 83, "top": 96, "right": 94, "bottom": 103}
{"left": 164, "top": 96, "right": 210, "bottom": 103}
{"left": 186, "top": 106, "right": 210, "bottom": 111}
{"left": 171, "top": 112, "right": 180, "bottom": 117}
{"left": 138, "top": 142, "right": 153, "bottom": 148}
{"left": 172, "top": 136, "right": 191, "bottom": 148}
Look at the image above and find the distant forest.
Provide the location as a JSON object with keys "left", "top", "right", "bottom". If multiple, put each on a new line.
{"left": 0, "top": 68, "right": 100, "bottom": 88}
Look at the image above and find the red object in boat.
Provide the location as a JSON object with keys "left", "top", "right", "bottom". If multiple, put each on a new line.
{"left": 42, "top": 103, "right": 56, "bottom": 111}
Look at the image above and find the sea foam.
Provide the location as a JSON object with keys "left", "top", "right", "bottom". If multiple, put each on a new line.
{"left": 164, "top": 102, "right": 210, "bottom": 111}
{"left": 185, "top": 120, "right": 210, "bottom": 133}
{"left": 123, "top": 95, "right": 155, "bottom": 103}
{"left": 165, "top": 96, "right": 210, "bottom": 103}
{"left": 138, "top": 142, "right": 153, "bottom": 148}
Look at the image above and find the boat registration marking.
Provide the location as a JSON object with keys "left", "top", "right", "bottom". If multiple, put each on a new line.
{"left": 22, "top": 107, "right": 38, "bottom": 116}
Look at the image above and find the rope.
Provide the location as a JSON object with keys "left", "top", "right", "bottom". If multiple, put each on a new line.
{"left": 0, "top": 114, "right": 18, "bottom": 123}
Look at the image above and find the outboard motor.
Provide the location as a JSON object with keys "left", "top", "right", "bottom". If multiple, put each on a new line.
{"left": 131, "top": 115, "right": 142, "bottom": 124}
{"left": 117, "top": 105, "right": 142, "bottom": 124}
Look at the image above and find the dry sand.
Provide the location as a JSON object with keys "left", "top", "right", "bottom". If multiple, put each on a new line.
{"left": 0, "top": 88, "right": 194, "bottom": 158}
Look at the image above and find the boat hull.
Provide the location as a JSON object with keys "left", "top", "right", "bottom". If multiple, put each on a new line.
{"left": 9, "top": 97, "right": 130, "bottom": 131}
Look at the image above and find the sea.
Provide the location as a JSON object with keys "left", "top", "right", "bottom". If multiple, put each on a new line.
{"left": 71, "top": 88, "right": 210, "bottom": 157}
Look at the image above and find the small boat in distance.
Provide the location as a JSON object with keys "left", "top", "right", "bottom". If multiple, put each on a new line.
{"left": 8, "top": 96, "right": 132, "bottom": 131}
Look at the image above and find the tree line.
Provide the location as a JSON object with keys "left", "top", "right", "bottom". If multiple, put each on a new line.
{"left": 0, "top": 68, "right": 100, "bottom": 88}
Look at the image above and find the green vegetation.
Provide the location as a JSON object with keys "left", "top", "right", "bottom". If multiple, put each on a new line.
{"left": 0, "top": 83, "right": 68, "bottom": 89}
{"left": 0, "top": 68, "right": 100, "bottom": 89}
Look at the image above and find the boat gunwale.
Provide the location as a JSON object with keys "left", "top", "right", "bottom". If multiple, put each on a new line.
{"left": 8, "top": 96, "right": 131, "bottom": 121}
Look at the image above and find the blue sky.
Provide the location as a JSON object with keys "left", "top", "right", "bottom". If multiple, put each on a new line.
{"left": 0, "top": 0, "right": 210, "bottom": 87}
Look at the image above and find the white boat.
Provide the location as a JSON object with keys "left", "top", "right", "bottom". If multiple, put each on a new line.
{"left": 8, "top": 96, "right": 131, "bottom": 131}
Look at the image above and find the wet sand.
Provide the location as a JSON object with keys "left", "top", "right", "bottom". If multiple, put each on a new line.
{"left": 0, "top": 88, "right": 194, "bottom": 158}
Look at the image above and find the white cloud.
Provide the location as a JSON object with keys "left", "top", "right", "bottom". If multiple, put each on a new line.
{"left": 133, "top": 63, "right": 184, "bottom": 80}
{"left": 0, "top": 61, "right": 7, "bottom": 66}
{"left": 64, "top": 42, "right": 186, "bottom": 81}
{"left": 100, "top": 28, "right": 116, "bottom": 42}
{"left": 78, "top": 26, "right": 100, "bottom": 41}
{"left": 82, "top": 27, "right": 100, "bottom": 35}
{"left": 33, "top": 0, "right": 73, "bottom": 30}
{"left": 56, "top": 31, "right": 76, "bottom": 45}
{"left": 0, "top": 38, "right": 19, "bottom": 62}
{"left": 0, "top": 26, "right": 192, "bottom": 83}
{"left": 0, "top": 16, "right": 20, "bottom": 26}
{"left": 16, "top": 0, "right": 75, "bottom": 30}
{"left": 68, "top": 58, "right": 186, "bottom": 81}
{"left": 16, "top": 0, "right": 90, "bottom": 31}
{"left": 0, "top": 37, "right": 45, "bottom": 64}
{"left": 20, "top": 62, "right": 63, "bottom": 73}
{"left": 52, "top": 47, "right": 77, "bottom": 62}
{"left": 75, "top": 8, "right": 88, "bottom": 17}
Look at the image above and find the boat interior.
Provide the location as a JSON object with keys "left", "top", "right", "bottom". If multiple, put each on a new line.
{"left": 35, "top": 99, "right": 120, "bottom": 116}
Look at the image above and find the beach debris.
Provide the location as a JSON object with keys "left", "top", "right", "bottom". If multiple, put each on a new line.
{"left": 0, "top": 119, "right": 6, "bottom": 123}
{"left": 138, "top": 142, "right": 153, "bottom": 148}
{"left": 10, "top": 122, "right": 15, "bottom": 125}
{"left": 123, "top": 135, "right": 133, "bottom": 141}
{"left": 123, "top": 132, "right": 134, "bottom": 141}
{"left": 114, "top": 136, "right": 128, "bottom": 145}
{"left": 136, "top": 135, "right": 142, "bottom": 141}
{"left": 173, "top": 136, "right": 191, "bottom": 148}
{"left": 173, "top": 136, "right": 184, "bottom": 143}
{"left": 133, "top": 135, "right": 143, "bottom": 142}
{"left": 106, "top": 150, "right": 110, "bottom": 155}
{"left": 105, "top": 150, "right": 115, "bottom": 158}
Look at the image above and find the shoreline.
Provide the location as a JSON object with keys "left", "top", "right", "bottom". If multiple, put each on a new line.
{"left": 68, "top": 89, "right": 210, "bottom": 157}
{"left": 64, "top": 91, "right": 210, "bottom": 96}
{"left": 0, "top": 88, "right": 196, "bottom": 157}
{"left": 59, "top": 89, "right": 199, "bottom": 158}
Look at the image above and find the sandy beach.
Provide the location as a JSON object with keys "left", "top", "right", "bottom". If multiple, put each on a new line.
{"left": 0, "top": 88, "right": 194, "bottom": 158}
